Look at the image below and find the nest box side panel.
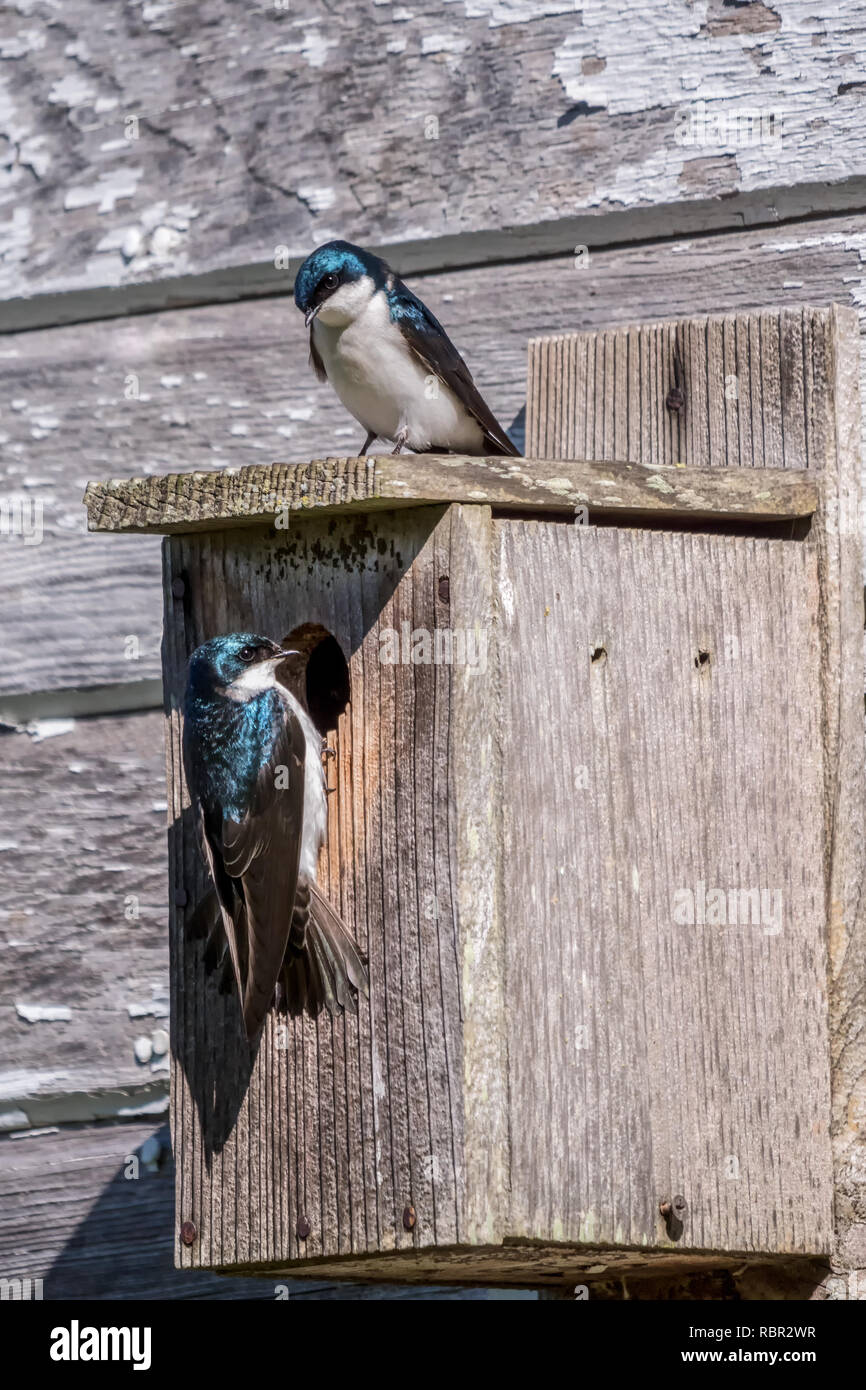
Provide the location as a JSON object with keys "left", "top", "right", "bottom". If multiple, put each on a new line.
{"left": 526, "top": 304, "right": 864, "bottom": 1265}
{"left": 161, "top": 505, "right": 472, "bottom": 1271}
{"left": 496, "top": 520, "right": 830, "bottom": 1255}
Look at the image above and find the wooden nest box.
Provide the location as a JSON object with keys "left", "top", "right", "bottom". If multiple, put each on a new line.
{"left": 85, "top": 306, "right": 864, "bottom": 1291}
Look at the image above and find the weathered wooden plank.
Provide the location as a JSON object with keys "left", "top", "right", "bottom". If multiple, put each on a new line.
{"left": 0, "top": 1120, "right": 503, "bottom": 1299}
{"left": 7, "top": 218, "right": 866, "bottom": 699}
{"left": 85, "top": 456, "right": 818, "bottom": 535}
{"left": 162, "top": 509, "right": 466, "bottom": 1272}
{"left": 526, "top": 302, "right": 865, "bottom": 1289}
{"left": 0, "top": 0, "right": 864, "bottom": 308}
{"left": 527, "top": 306, "right": 833, "bottom": 472}
{"left": 8, "top": 1117, "right": 817, "bottom": 1296}
{"left": 448, "top": 505, "right": 508, "bottom": 1247}
{"left": 496, "top": 521, "right": 831, "bottom": 1254}
{"left": 818, "top": 308, "right": 866, "bottom": 1277}
{"left": 0, "top": 711, "right": 170, "bottom": 1128}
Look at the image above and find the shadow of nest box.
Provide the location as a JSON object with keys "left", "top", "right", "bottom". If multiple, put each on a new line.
{"left": 83, "top": 305, "right": 863, "bottom": 1291}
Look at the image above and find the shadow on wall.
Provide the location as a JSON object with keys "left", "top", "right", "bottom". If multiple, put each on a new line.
{"left": 41, "top": 1123, "right": 534, "bottom": 1301}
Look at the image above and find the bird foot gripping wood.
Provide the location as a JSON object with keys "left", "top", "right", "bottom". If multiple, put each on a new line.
{"left": 322, "top": 739, "right": 337, "bottom": 793}
{"left": 391, "top": 427, "right": 408, "bottom": 455}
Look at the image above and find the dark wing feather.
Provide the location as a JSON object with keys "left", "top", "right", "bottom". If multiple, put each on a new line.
{"left": 198, "top": 805, "right": 247, "bottom": 1012}
{"left": 388, "top": 277, "right": 519, "bottom": 456}
{"left": 221, "top": 708, "right": 307, "bottom": 1039}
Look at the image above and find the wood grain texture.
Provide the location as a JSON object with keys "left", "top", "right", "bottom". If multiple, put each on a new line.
{"left": 528, "top": 303, "right": 866, "bottom": 1283}
{"left": 164, "top": 501, "right": 836, "bottom": 1270}
{"left": 0, "top": 1120, "right": 501, "bottom": 1300}
{"left": 527, "top": 306, "right": 832, "bottom": 470}
{"left": 496, "top": 521, "right": 830, "bottom": 1254}
{"left": 6, "top": 216, "right": 866, "bottom": 698}
{"left": 163, "top": 508, "right": 467, "bottom": 1271}
{"left": 818, "top": 308, "right": 866, "bottom": 1278}
{"left": 0, "top": 0, "right": 864, "bottom": 304}
{"left": 5, "top": 1119, "right": 819, "bottom": 1297}
{"left": 85, "top": 455, "right": 818, "bottom": 535}
{"left": 0, "top": 710, "right": 171, "bottom": 1128}
{"left": 448, "top": 504, "right": 508, "bottom": 1247}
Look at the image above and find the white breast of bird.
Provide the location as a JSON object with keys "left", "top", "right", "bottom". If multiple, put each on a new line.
{"left": 312, "top": 282, "right": 485, "bottom": 453}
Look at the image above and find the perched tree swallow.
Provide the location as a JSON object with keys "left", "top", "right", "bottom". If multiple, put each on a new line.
{"left": 294, "top": 239, "right": 519, "bottom": 457}
{"left": 183, "top": 632, "right": 368, "bottom": 1040}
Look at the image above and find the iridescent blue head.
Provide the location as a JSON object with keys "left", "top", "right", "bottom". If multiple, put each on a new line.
{"left": 294, "top": 240, "right": 388, "bottom": 327}
{"left": 186, "top": 633, "right": 294, "bottom": 699}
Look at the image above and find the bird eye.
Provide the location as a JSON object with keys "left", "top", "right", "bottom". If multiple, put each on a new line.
{"left": 321, "top": 272, "right": 339, "bottom": 291}
{"left": 238, "top": 645, "right": 255, "bottom": 663}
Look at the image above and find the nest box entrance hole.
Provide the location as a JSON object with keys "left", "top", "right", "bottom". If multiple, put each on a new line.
{"left": 279, "top": 623, "right": 350, "bottom": 737}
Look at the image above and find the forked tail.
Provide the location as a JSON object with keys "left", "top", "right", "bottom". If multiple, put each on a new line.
{"left": 279, "top": 880, "right": 369, "bottom": 1018}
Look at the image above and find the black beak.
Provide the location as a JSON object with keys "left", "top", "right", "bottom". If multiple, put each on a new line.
{"left": 304, "top": 304, "right": 319, "bottom": 328}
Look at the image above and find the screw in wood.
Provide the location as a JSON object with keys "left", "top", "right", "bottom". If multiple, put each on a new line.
{"left": 174, "top": 888, "right": 188, "bottom": 907}
{"left": 659, "top": 1194, "right": 687, "bottom": 1241}
{"left": 171, "top": 577, "right": 185, "bottom": 598}
{"left": 296, "top": 1216, "right": 311, "bottom": 1240}
{"left": 180, "top": 1220, "right": 197, "bottom": 1247}
{"left": 402, "top": 1205, "right": 416, "bottom": 1231}
{"left": 437, "top": 575, "right": 451, "bottom": 604}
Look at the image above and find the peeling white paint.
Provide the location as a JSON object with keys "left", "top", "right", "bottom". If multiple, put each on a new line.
{"left": 65, "top": 168, "right": 143, "bottom": 214}
{"left": 16, "top": 1002, "right": 72, "bottom": 1024}
{"left": 275, "top": 29, "right": 339, "bottom": 67}
{"left": 0, "top": 28, "right": 46, "bottom": 59}
{"left": 0, "top": 207, "right": 32, "bottom": 271}
{"left": 47, "top": 73, "right": 94, "bottom": 107}
{"left": 453, "top": 0, "right": 573, "bottom": 25}
{"left": 296, "top": 183, "right": 336, "bottom": 214}
{"left": 25, "top": 718, "right": 75, "bottom": 742}
{"left": 127, "top": 997, "right": 169, "bottom": 1019}
{"left": 0, "top": 1108, "right": 29, "bottom": 1132}
{"left": 422, "top": 32, "right": 470, "bottom": 56}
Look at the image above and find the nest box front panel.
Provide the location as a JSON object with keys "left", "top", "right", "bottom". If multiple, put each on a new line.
{"left": 496, "top": 518, "right": 831, "bottom": 1256}
{"left": 162, "top": 505, "right": 475, "bottom": 1270}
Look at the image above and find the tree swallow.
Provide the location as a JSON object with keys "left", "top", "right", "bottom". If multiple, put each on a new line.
{"left": 183, "top": 632, "right": 368, "bottom": 1040}
{"left": 294, "top": 239, "right": 519, "bottom": 457}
